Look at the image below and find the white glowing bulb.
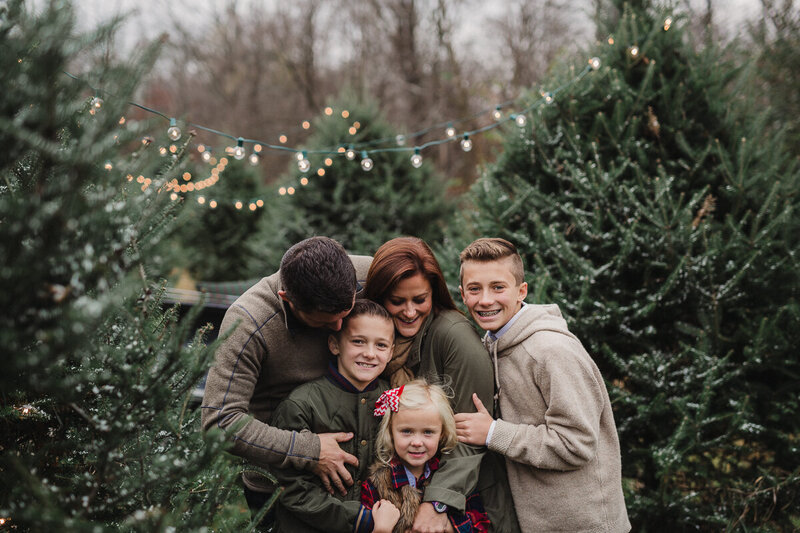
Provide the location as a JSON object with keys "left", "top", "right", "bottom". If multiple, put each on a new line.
{"left": 233, "top": 137, "right": 246, "bottom": 160}
{"left": 410, "top": 150, "right": 423, "bottom": 168}
{"left": 543, "top": 92, "right": 554, "bottom": 105}
{"left": 446, "top": 125, "right": 456, "bottom": 137}
{"left": 514, "top": 113, "right": 527, "bottom": 127}
{"left": 360, "top": 152, "right": 373, "bottom": 171}
{"left": 296, "top": 151, "right": 305, "bottom": 161}
{"left": 629, "top": 45, "right": 639, "bottom": 58}
{"left": 493, "top": 107, "right": 502, "bottom": 120}
{"left": 460, "top": 136, "right": 473, "bottom": 152}
{"left": 249, "top": 152, "right": 259, "bottom": 165}
{"left": 298, "top": 158, "right": 311, "bottom": 173}
{"left": 589, "top": 57, "right": 601, "bottom": 70}
{"left": 396, "top": 134, "right": 406, "bottom": 146}
{"left": 91, "top": 96, "right": 103, "bottom": 109}
{"left": 202, "top": 150, "right": 212, "bottom": 162}
{"left": 167, "top": 119, "right": 181, "bottom": 141}
{"left": 345, "top": 147, "right": 356, "bottom": 160}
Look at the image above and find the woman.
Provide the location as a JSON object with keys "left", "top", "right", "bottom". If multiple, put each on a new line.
{"left": 364, "top": 237, "right": 519, "bottom": 533}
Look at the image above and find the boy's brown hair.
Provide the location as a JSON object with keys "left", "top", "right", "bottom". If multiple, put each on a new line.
{"left": 337, "top": 299, "right": 393, "bottom": 340}
{"left": 459, "top": 237, "right": 525, "bottom": 284}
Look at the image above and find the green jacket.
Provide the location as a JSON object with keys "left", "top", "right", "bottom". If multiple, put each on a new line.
{"left": 403, "top": 310, "right": 520, "bottom": 532}
{"left": 270, "top": 367, "right": 389, "bottom": 533}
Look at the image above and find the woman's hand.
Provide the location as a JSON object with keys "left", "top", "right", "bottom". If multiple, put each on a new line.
{"left": 372, "top": 499, "right": 401, "bottom": 533}
{"left": 454, "top": 393, "right": 494, "bottom": 446}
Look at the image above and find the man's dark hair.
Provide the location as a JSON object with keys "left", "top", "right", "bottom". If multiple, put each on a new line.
{"left": 279, "top": 236, "right": 356, "bottom": 313}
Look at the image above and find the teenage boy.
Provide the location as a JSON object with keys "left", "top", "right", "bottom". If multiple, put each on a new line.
{"left": 201, "top": 237, "right": 372, "bottom": 522}
{"left": 270, "top": 299, "right": 399, "bottom": 533}
{"left": 454, "top": 238, "right": 630, "bottom": 532}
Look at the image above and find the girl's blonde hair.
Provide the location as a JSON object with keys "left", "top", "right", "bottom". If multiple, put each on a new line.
{"left": 375, "top": 378, "right": 458, "bottom": 466}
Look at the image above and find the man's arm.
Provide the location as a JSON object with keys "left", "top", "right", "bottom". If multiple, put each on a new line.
{"left": 200, "top": 304, "right": 320, "bottom": 470}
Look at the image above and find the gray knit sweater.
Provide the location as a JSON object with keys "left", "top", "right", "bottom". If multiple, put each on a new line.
{"left": 486, "top": 304, "right": 631, "bottom": 532}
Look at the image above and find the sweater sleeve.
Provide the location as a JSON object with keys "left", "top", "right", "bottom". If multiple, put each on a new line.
{"left": 488, "top": 338, "right": 605, "bottom": 471}
{"left": 200, "top": 303, "right": 320, "bottom": 470}
{"left": 271, "top": 396, "right": 362, "bottom": 531}
{"left": 422, "top": 314, "right": 494, "bottom": 511}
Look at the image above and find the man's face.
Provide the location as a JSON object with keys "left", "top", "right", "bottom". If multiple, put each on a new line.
{"left": 459, "top": 258, "right": 527, "bottom": 333}
{"left": 280, "top": 292, "right": 355, "bottom": 331}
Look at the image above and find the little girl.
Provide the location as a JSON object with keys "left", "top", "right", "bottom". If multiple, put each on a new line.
{"left": 355, "top": 379, "right": 489, "bottom": 533}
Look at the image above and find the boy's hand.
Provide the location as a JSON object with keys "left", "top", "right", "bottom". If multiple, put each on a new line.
{"left": 454, "top": 393, "right": 494, "bottom": 446}
{"left": 372, "top": 499, "right": 401, "bottom": 533}
{"left": 312, "top": 432, "right": 358, "bottom": 495}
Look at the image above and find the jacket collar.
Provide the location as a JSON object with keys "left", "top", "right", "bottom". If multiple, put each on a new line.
{"left": 324, "top": 360, "right": 382, "bottom": 393}
{"left": 387, "top": 456, "right": 440, "bottom": 489}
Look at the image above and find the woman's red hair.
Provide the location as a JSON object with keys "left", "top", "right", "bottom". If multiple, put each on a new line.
{"left": 365, "top": 237, "right": 456, "bottom": 313}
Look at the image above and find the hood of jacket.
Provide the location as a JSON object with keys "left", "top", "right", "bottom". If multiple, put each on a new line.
{"left": 488, "top": 303, "right": 578, "bottom": 357}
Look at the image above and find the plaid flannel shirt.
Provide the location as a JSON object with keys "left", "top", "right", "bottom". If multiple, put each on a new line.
{"left": 355, "top": 457, "right": 489, "bottom": 533}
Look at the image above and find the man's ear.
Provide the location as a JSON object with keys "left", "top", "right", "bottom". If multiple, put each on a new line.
{"left": 328, "top": 334, "right": 340, "bottom": 355}
{"left": 278, "top": 289, "right": 289, "bottom": 302}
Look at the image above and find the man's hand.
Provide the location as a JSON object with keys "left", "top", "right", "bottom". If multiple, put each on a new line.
{"left": 311, "top": 432, "right": 358, "bottom": 495}
{"left": 411, "top": 502, "right": 451, "bottom": 533}
{"left": 454, "top": 393, "right": 494, "bottom": 446}
{"left": 372, "top": 499, "right": 401, "bottom": 533}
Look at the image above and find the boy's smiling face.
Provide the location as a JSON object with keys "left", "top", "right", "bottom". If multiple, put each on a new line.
{"left": 460, "top": 257, "right": 527, "bottom": 333}
{"left": 329, "top": 314, "right": 394, "bottom": 390}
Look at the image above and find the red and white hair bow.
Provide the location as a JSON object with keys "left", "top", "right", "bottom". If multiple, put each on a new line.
{"left": 374, "top": 385, "right": 404, "bottom": 417}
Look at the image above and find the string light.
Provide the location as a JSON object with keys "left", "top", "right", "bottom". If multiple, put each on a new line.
{"left": 297, "top": 150, "right": 310, "bottom": 172}
{"left": 360, "top": 151, "right": 373, "bottom": 171}
{"left": 628, "top": 45, "right": 640, "bottom": 58}
{"left": 167, "top": 118, "right": 181, "bottom": 141}
{"left": 589, "top": 57, "right": 601, "bottom": 70}
{"left": 202, "top": 149, "right": 212, "bottom": 162}
{"left": 232, "top": 137, "right": 246, "bottom": 160}
{"left": 543, "top": 92, "right": 554, "bottom": 105}
{"left": 513, "top": 113, "right": 527, "bottom": 127}
{"left": 445, "top": 123, "right": 456, "bottom": 137}
{"left": 396, "top": 134, "right": 406, "bottom": 146}
{"left": 460, "top": 134, "right": 472, "bottom": 152}
{"left": 410, "top": 148, "right": 423, "bottom": 168}
{"left": 493, "top": 106, "right": 503, "bottom": 120}
{"left": 209, "top": 200, "right": 218, "bottom": 208}
{"left": 345, "top": 145, "right": 357, "bottom": 160}
{"left": 90, "top": 93, "right": 103, "bottom": 114}
{"left": 249, "top": 152, "right": 259, "bottom": 165}
{"left": 664, "top": 17, "right": 673, "bottom": 31}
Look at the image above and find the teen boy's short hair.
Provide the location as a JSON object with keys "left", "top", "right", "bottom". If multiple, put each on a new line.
{"left": 338, "top": 299, "right": 393, "bottom": 337}
{"left": 459, "top": 237, "right": 525, "bottom": 285}
{"left": 280, "top": 236, "right": 357, "bottom": 314}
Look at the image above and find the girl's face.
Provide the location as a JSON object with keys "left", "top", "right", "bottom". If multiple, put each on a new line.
{"left": 382, "top": 273, "right": 433, "bottom": 338}
{"left": 391, "top": 405, "right": 443, "bottom": 478}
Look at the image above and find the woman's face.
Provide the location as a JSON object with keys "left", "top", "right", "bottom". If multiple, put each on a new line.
{"left": 383, "top": 273, "right": 433, "bottom": 338}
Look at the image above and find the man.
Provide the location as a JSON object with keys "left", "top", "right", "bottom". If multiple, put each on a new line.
{"left": 201, "top": 236, "right": 372, "bottom": 521}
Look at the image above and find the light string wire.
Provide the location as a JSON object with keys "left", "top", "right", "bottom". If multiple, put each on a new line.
{"left": 62, "top": 61, "right": 597, "bottom": 159}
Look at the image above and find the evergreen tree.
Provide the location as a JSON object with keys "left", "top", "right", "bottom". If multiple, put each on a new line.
{"left": 170, "top": 154, "right": 280, "bottom": 281}
{"left": 0, "top": 2, "right": 248, "bottom": 530}
{"left": 445, "top": 1, "right": 800, "bottom": 530}
{"left": 274, "top": 94, "right": 453, "bottom": 255}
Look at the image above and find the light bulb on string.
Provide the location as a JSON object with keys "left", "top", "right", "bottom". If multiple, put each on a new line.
{"left": 297, "top": 151, "right": 310, "bottom": 173}
{"left": 396, "top": 134, "right": 406, "bottom": 146}
{"left": 345, "top": 145, "right": 356, "bottom": 160}
{"left": 167, "top": 118, "right": 181, "bottom": 141}
{"left": 664, "top": 17, "right": 673, "bottom": 31}
{"left": 410, "top": 148, "right": 423, "bottom": 168}
{"left": 589, "top": 57, "right": 601, "bottom": 70}
{"left": 460, "top": 134, "right": 473, "bottom": 152}
{"left": 445, "top": 123, "right": 456, "bottom": 137}
{"left": 249, "top": 152, "right": 259, "bottom": 166}
{"left": 542, "top": 92, "right": 554, "bottom": 105}
{"left": 360, "top": 151, "right": 373, "bottom": 171}
{"left": 202, "top": 149, "right": 212, "bottom": 162}
{"left": 493, "top": 106, "right": 503, "bottom": 120}
{"left": 514, "top": 113, "right": 527, "bottom": 127}
{"left": 232, "top": 137, "right": 246, "bottom": 160}
{"left": 90, "top": 93, "right": 103, "bottom": 114}
{"left": 628, "top": 45, "right": 639, "bottom": 58}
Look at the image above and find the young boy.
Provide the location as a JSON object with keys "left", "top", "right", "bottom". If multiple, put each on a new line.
{"left": 270, "top": 299, "right": 400, "bottom": 533}
{"left": 454, "top": 238, "right": 631, "bottom": 533}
